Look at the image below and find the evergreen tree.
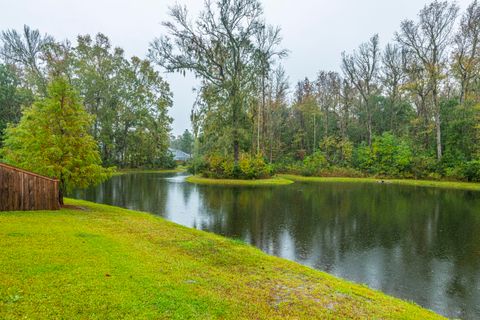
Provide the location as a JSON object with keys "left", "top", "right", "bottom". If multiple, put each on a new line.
{"left": 1, "top": 77, "right": 112, "bottom": 204}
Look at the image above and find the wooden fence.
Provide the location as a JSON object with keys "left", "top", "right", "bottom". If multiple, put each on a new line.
{"left": 0, "top": 162, "right": 60, "bottom": 211}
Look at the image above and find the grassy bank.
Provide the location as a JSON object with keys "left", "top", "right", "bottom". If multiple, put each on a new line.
{"left": 113, "top": 166, "right": 186, "bottom": 176}
{"left": 186, "top": 175, "right": 294, "bottom": 186}
{"left": 280, "top": 174, "right": 480, "bottom": 192}
{"left": 0, "top": 200, "right": 443, "bottom": 319}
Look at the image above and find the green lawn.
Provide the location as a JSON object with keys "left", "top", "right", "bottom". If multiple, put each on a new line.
{"left": 0, "top": 200, "right": 443, "bottom": 319}
{"left": 186, "top": 175, "right": 294, "bottom": 186}
{"left": 280, "top": 174, "right": 480, "bottom": 192}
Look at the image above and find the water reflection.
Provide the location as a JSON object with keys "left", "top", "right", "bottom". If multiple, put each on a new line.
{"left": 72, "top": 173, "right": 480, "bottom": 319}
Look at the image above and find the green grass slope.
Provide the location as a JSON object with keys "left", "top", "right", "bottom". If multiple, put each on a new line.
{"left": 0, "top": 199, "right": 444, "bottom": 319}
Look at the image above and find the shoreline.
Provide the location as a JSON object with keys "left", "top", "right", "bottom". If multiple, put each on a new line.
{"left": 115, "top": 169, "right": 480, "bottom": 192}
{"left": 113, "top": 166, "right": 187, "bottom": 176}
{"left": 186, "top": 175, "right": 294, "bottom": 186}
{"left": 278, "top": 174, "right": 480, "bottom": 192}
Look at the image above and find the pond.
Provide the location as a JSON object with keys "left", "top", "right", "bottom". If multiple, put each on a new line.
{"left": 72, "top": 172, "right": 480, "bottom": 319}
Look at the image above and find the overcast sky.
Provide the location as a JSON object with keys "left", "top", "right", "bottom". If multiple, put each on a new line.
{"left": 0, "top": 0, "right": 471, "bottom": 135}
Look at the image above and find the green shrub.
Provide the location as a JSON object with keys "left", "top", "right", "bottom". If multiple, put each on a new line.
{"left": 239, "top": 153, "right": 272, "bottom": 179}
{"left": 354, "top": 133, "right": 413, "bottom": 177}
{"left": 275, "top": 154, "right": 362, "bottom": 178}
{"left": 410, "top": 155, "right": 437, "bottom": 179}
{"left": 158, "top": 152, "right": 177, "bottom": 169}
{"left": 239, "top": 154, "right": 254, "bottom": 178}
{"left": 302, "top": 151, "right": 327, "bottom": 176}
{"left": 320, "top": 136, "right": 354, "bottom": 167}
{"left": 372, "top": 133, "right": 412, "bottom": 176}
{"left": 188, "top": 156, "right": 207, "bottom": 175}
{"left": 206, "top": 155, "right": 226, "bottom": 178}
{"left": 461, "top": 160, "right": 480, "bottom": 182}
{"left": 444, "top": 166, "right": 465, "bottom": 181}
{"left": 354, "top": 144, "right": 374, "bottom": 173}
{"left": 222, "top": 159, "right": 235, "bottom": 178}
{"left": 193, "top": 153, "right": 273, "bottom": 180}
{"left": 272, "top": 157, "right": 299, "bottom": 174}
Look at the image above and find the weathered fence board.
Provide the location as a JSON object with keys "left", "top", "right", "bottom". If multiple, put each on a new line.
{"left": 0, "top": 163, "right": 60, "bottom": 211}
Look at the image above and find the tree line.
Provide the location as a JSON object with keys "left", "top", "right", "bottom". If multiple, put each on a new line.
{"left": 0, "top": 28, "right": 174, "bottom": 169}
{"left": 1, "top": 0, "right": 480, "bottom": 182}
{"left": 152, "top": 0, "right": 480, "bottom": 180}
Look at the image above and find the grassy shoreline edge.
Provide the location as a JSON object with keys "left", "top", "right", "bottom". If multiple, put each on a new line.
{"left": 279, "top": 174, "right": 480, "bottom": 191}
{"left": 186, "top": 175, "right": 294, "bottom": 186}
{"left": 113, "top": 166, "right": 187, "bottom": 176}
{"left": 0, "top": 199, "right": 444, "bottom": 319}
{"left": 113, "top": 168, "right": 480, "bottom": 192}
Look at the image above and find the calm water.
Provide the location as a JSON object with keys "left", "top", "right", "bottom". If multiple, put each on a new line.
{"left": 72, "top": 173, "right": 480, "bottom": 319}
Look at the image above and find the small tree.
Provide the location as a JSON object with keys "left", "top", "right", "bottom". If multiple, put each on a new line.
{"left": 1, "top": 77, "right": 112, "bottom": 205}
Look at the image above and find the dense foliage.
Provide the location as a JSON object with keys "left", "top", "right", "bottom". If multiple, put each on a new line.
{"left": 1, "top": 78, "right": 112, "bottom": 203}
{"left": 2, "top": 1, "right": 480, "bottom": 182}
{"left": 172, "top": 0, "right": 480, "bottom": 181}
{"left": 0, "top": 28, "right": 173, "bottom": 169}
{"left": 0, "top": 64, "right": 33, "bottom": 147}
{"left": 190, "top": 153, "right": 272, "bottom": 180}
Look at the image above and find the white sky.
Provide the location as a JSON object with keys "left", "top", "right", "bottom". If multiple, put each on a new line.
{"left": 0, "top": 0, "right": 472, "bottom": 135}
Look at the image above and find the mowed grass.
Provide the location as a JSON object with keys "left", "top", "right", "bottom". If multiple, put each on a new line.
{"left": 186, "top": 175, "right": 294, "bottom": 186}
{"left": 0, "top": 200, "right": 444, "bottom": 319}
{"left": 280, "top": 174, "right": 480, "bottom": 192}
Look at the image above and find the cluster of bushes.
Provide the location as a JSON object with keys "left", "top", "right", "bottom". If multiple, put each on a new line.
{"left": 273, "top": 133, "right": 480, "bottom": 181}
{"left": 354, "top": 133, "right": 413, "bottom": 178}
{"left": 189, "top": 153, "right": 273, "bottom": 179}
{"left": 274, "top": 153, "right": 363, "bottom": 178}
{"left": 189, "top": 132, "right": 480, "bottom": 182}
{"left": 462, "top": 161, "right": 480, "bottom": 182}
{"left": 441, "top": 160, "right": 480, "bottom": 182}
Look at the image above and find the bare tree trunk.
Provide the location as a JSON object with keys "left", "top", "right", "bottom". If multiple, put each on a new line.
{"left": 313, "top": 113, "right": 316, "bottom": 152}
{"left": 390, "top": 89, "right": 397, "bottom": 133}
{"left": 232, "top": 92, "right": 241, "bottom": 165}
{"left": 59, "top": 177, "right": 65, "bottom": 206}
{"left": 433, "top": 86, "right": 442, "bottom": 161}
{"left": 234, "top": 139, "right": 240, "bottom": 164}
{"left": 269, "top": 135, "right": 273, "bottom": 163}
{"left": 261, "top": 76, "right": 267, "bottom": 155}
{"left": 460, "top": 75, "right": 467, "bottom": 105}
{"left": 324, "top": 105, "right": 329, "bottom": 138}
{"left": 435, "top": 112, "right": 442, "bottom": 161}
{"left": 256, "top": 102, "right": 260, "bottom": 154}
{"left": 367, "top": 103, "right": 373, "bottom": 147}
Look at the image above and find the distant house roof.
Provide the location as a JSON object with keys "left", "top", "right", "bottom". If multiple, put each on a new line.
{"left": 168, "top": 148, "right": 191, "bottom": 161}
